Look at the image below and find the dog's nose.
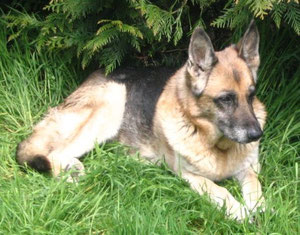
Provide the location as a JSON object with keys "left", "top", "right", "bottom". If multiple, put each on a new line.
{"left": 247, "top": 126, "right": 263, "bottom": 142}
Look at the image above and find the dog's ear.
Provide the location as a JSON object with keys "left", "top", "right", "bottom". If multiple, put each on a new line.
{"left": 187, "top": 27, "right": 217, "bottom": 96}
{"left": 237, "top": 20, "right": 260, "bottom": 82}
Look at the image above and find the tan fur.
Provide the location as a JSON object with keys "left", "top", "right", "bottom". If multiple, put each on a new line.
{"left": 17, "top": 22, "right": 267, "bottom": 220}
{"left": 151, "top": 46, "right": 266, "bottom": 220}
{"left": 18, "top": 71, "right": 126, "bottom": 176}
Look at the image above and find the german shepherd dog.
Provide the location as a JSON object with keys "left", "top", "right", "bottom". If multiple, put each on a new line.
{"left": 17, "top": 20, "right": 266, "bottom": 220}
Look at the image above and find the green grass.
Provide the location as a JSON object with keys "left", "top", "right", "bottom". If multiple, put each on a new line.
{"left": 0, "top": 22, "right": 299, "bottom": 234}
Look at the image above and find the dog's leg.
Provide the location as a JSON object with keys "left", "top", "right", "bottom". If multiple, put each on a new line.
{"left": 47, "top": 108, "right": 119, "bottom": 179}
{"left": 235, "top": 168, "right": 265, "bottom": 213}
{"left": 17, "top": 79, "right": 126, "bottom": 181}
{"left": 182, "top": 171, "right": 249, "bottom": 221}
{"left": 16, "top": 108, "right": 94, "bottom": 174}
{"left": 49, "top": 95, "right": 126, "bottom": 180}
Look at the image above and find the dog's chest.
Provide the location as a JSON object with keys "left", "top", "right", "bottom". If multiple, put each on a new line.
{"left": 170, "top": 146, "right": 255, "bottom": 181}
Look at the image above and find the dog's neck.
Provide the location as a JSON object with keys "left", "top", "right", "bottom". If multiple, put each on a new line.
{"left": 215, "top": 136, "right": 236, "bottom": 151}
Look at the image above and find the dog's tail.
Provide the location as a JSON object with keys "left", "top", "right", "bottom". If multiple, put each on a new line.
{"left": 16, "top": 137, "right": 51, "bottom": 172}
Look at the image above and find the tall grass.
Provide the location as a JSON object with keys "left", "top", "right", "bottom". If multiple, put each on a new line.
{"left": 0, "top": 20, "right": 299, "bottom": 234}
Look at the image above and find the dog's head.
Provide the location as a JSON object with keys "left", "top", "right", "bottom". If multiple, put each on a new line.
{"left": 185, "top": 20, "right": 263, "bottom": 144}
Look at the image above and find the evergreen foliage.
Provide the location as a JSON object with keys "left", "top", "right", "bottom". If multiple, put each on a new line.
{"left": 3, "top": 0, "right": 300, "bottom": 73}
{"left": 212, "top": 0, "right": 300, "bottom": 35}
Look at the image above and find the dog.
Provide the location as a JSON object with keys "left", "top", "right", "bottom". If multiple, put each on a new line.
{"left": 17, "top": 20, "right": 266, "bottom": 221}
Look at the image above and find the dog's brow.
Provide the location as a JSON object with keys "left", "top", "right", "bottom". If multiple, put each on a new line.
{"left": 219, "top": 90, "right": 236, "bottom": 96}
{"left": 232, "top": 69, "right": 240, "bottom": 83}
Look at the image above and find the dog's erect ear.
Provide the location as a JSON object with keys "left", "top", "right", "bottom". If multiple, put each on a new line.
{"left": 187, "top": 27, "right": 217, "bottom": 96}
{"left": 237, "top": 20, "right": 260, "bottom": 82}
{"left": 188, "top": 28, "right": 217, "bottom": 71}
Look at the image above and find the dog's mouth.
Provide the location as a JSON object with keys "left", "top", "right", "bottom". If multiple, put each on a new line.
{"left": 219, "top": 126, "right": 263, "bottom": 145}
{"left": 216, "top": 129, "right": 261, "bottom": 151}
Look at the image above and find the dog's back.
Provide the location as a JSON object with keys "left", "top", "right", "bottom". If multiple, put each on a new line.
{"left": 112, "top": 67, "right": 174, "bottom": 146}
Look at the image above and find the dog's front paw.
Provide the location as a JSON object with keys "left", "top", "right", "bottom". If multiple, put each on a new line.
{"left": 227, "top": 202, "right": 250, "bottom": 221}
{"left": 64, "top": 158, "right": 85, "bottom": 183}
{"left": 245, "top": 195, "right": 266, "bottom": 214}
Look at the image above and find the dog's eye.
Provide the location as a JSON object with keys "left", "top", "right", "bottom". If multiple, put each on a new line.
{"left": 217, "top": 94, "right": 235, "bottom": 105}
{"left": 248, "top": 89, "right": 256, "bottom": 103}
{"left": 213, "top": 92, "right": 237, "bottom": 108}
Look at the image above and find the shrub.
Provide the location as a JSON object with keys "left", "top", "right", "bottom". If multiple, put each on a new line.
{"left": 3, "top": 0, "right": 300, "bottom": 73}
